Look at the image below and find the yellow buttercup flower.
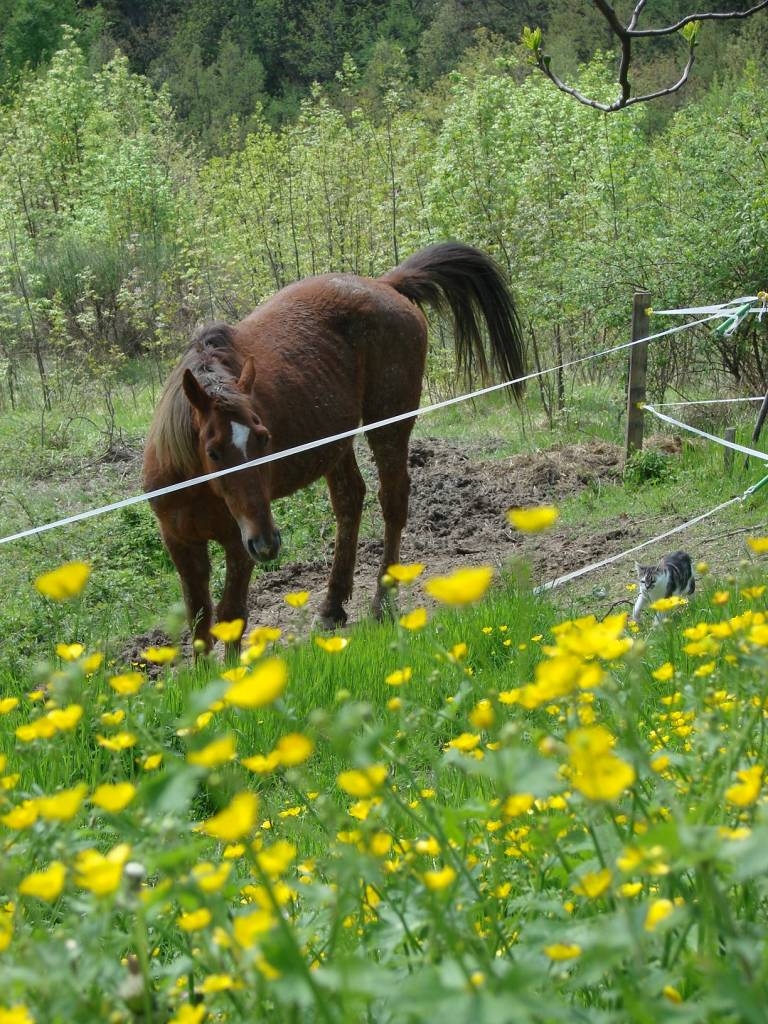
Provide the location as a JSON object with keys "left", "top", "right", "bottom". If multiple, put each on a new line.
{"left": 0, "top": 1006, "right": 34, "bottom": 1024}
{"left": 35, "top": 561, "right": 91, "bottom": 600}
{"left": 168, "top": 1004, "right": 207, "bottom": 1024}
{"left": 177, "top": 908, "right": 212, "bottom": 932}
{"left": 385, "top": 667, "right": 412, "bottom": 686}
{"left": 469, "top": 699, "right": 495, "bottom": 729}
{"left": 725, "top": 764, "right": 763, "bottom": 807}
{"left": 274, "top": 733, "right": 314, "bottom": 766}
{"left": 55, "top": 642, "right": 85, "bottom": 661}
{"left": 256, "top": 839, "right": 297, "bottom": 878}
{"left": 18, "top": 861, "right": 66, "bottom": 902}
{"left": 650, "top": 595, "right": 687, "bottom": 612}
{"left": 747, "top": 536, "right": 768, "bottom": 554}
{"left": 1, "top": 801, "right": 39, "bottom": 830}
{"left": 15, "top": 719, "right": 57, "bottom": 743}
{"left": 96, "top": 732, "right": 137, "bottom": 752}
{"left": 142, "top": 646, "right": 178, "bottom": 664}
{"left": 644, "top": 897, "right": 675, "bottom": 931}
{"left": 386, "top": 563, "right": 425, "bottom": 583}
{"left": 572, "top": 868, "right": 612, "bottom": 899}
{"left": 210, "top": 619, "right": 245, "bottom": 644}
{"left": 446, "top": 732, "right": 481, "bottom": 753}
{"left": 142, "top": 753, "right": 163, "bottom": 771}
{"left": 74, "top": 843, "right": 131, "bottom": 896}
{"left": 651, "top": 662, "right": 675, "bottom": 682}
{"left": 35, "top": 783, "right": 88, "bottom": 822}
{"left": 241, "top": 751, "right": 281, "bottom": 774}
{"left": 337, "top": 765, "right": 388, "bottom": 797}
{"left": 0, "top": 906, "right": 12, "bottom": 952}
{"left": 191, "top": 861, "right": 232, "bottom": 893}
{"left": 284, "top": 590, "right": 310, "bottom": 608}
{"left": 187, "top": 734, "right": 237, "bottom": 768}
{"left": 315, "top": 636, "right": 349, "bottom": 653}
{"left": 507, "top": 505, "right": 559, "bottom": 533}
{"left": 224, "top": 657, "right": 287, "bottom": 709}
{"left": 0, "top": 698, "right": 19, "bottom": 715}
{"left": 198, "top": 792, "right": 260, "bottom": 842}
{"left": 199, "top": 973, "right": 242, "bottom": 993}
{"left": 232, "top": 909, "right": 275, "bottom": 948}
{"left": 544, "top": 943, "right": 582, "bottom": 960}
{"left": 82, "top": 652, "right": 103, "bottom": 674}
{"left": 46, "top": 705, "right": 83, "bottom": 731}
{"left": 399, "top": 607, "right": 428, "bottom": 631}
{"left": 424, "top": 566, "right": 493, "bottom": 606}
{"left": 567, "top": 726, "right": 636, "bottom": 802}
{"left": 502, "top": 793, "right": 535, "bottom": 818}
{"left": 109, "top": 672, "right": 145, "bottom": 696}
{"left": 422, "top": 866, "right": 457, "bottom": 891}
{"left": 90, "top": 782, "right": 137, "bottom": 813}
{"left": 246, "top": 626, "right": 282, "bottom": 647}
{"left": 100, "top": 709, "right": 126, "bottom": 727}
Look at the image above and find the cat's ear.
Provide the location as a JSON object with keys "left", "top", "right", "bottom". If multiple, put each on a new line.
{"left": 633, "top": 561, "right": 641, "bottom": 577}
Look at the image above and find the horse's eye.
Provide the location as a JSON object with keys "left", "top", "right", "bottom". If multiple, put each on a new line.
{"left": 206, "top": 448, "right": 221, "bottom": 462}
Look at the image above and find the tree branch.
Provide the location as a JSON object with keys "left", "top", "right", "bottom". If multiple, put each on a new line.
{"left": 525, "top": 1, "right": 768, "bottom": 112}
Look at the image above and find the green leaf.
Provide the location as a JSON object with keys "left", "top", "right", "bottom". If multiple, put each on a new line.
{"left": 681, "top": 20, "right": 701, "bottom": 45}
{"left": 521, "top": 26, "right": 542, "bottom": 53}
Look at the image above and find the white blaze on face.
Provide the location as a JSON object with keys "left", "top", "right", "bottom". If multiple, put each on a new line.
{"left": 231, "top": 421, "right": 250, "bottom": 458}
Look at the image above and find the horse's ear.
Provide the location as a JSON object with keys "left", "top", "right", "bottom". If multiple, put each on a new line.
{"left": 237, "top": 357, "right": 257, "bottom": 395}
{"left": 252, "top": 423, "right": 270, "bottom": 451}
{"left": 182, "top": 369, "right": 212, "bottom": 415}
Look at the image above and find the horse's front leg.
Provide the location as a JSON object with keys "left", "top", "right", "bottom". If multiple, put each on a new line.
{"left": 216, "top": 540, "right": 256, "bottom": 657}
{"left": 163, "top": 533, "right": 214, "bottom": 653}
{"left": 318, "top": 447, "right": 366, "bottom": 629}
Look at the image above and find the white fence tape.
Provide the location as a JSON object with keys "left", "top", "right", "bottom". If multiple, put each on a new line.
{"left": 643, "top": 404, "right": 768, "bottom": 464}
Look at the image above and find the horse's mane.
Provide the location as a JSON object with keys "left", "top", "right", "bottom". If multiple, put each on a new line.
{"left": 147, "top": 322, "right": 251, "bottom": 477}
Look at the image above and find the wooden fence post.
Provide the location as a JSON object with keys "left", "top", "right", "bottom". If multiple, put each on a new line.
{"left": 625, "top": 291, "right": 650, "bottom": 460}
{"left": 724, "top": 426, "right": 736, "bottom": 475}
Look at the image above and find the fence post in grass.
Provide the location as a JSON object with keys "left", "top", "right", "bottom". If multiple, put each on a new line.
{"left": 724, "top": 427, "right": 736, "bottom": 475}
{"left": 625, "top": 291, "right": 650, "bottom": 460}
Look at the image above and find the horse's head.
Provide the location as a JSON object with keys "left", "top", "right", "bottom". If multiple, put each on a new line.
{"left": 182, "top": 360, "right": 282, "bottom": 562}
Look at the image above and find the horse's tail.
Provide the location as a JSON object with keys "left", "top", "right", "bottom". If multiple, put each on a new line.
{"left": 378, "top": 242, "right": 525, "bottom": 399}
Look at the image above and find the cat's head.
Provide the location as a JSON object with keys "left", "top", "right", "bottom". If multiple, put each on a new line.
{"left": 634, "top": 561, "right": 656, "bottom": 588}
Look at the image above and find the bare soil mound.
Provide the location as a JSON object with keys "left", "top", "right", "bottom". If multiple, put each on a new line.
{"left": 245, "top": 437, "right": 626, "bottom": 628}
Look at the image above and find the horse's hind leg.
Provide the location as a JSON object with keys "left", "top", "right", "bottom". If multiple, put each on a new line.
{"left": 216, "top": 541, "right": 255, "bottom": 656}
{"left": 366, "top": 421, "right": 414, "bottom": 620}
{"left": 163, "top": 533, "right": 214, "bottom": 652}
{"left": 318, "top": 446, "right": 366, "bottom": 629}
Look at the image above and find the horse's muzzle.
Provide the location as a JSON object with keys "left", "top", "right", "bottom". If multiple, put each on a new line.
{"left": 247, "top": 529, "right": 281, "bottom": 562}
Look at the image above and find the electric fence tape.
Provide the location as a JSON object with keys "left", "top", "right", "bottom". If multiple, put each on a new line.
{"left": 643, "top": 404, "right": 768, "bottom": 464}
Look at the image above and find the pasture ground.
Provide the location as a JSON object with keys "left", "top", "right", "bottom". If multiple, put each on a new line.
{"left": 2, "top": 372, "right": 768, "bottom": 1022}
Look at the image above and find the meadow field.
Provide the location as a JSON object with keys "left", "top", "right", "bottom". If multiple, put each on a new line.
{"left": 1, "top": 365, "right": 768, "bottom": 1023}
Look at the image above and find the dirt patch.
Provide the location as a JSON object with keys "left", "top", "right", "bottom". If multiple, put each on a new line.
{"left": 241, "top": 437, "right": 627, "bottom": 632}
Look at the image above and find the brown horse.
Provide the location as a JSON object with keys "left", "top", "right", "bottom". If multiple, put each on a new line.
{"left": 142, "top": 242, "right": 524, "bottom": 650}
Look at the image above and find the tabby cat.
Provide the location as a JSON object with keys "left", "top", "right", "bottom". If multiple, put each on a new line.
{"left": 632, "top": 550, "right": 695, "bottom": 621}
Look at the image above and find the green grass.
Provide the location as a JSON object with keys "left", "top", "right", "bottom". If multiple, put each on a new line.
{"left": 2, "top": 553, "right": 768, "bottom": 1021}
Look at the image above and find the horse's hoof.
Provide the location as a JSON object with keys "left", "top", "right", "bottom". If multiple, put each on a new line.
{"left": 315, "top": 606, "right": 348, "bottom": 631}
